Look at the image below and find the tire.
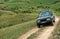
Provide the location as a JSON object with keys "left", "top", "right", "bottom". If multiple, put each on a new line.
{"left": 53, "top": 17, "right": 55, "bottom": 23}
{"left": 53, "top": 20, "right": 55, "bottom": 23}
{"left": 51, "top": 21, "right": 54, "bottom": 26}
{"left": 37, "top": 24, "right": 40, "bottom": 28}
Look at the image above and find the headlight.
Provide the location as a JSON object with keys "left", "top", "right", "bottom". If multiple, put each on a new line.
{"left": 47, "top": 18, "right": 50, "bottom": 20}
{"left": 37, "top": 20, "right": 40, "bottom": 22}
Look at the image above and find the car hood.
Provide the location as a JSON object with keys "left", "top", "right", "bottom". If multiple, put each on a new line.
{"left": 37, "top": 16, "right": 51, "bottom": 20}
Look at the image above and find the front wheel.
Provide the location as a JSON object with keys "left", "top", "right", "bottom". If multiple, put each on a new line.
{"left": 37, "top": 23, "right": 40, "bottom": 28}
{"left": 51, "top": 21, "right": 54, "bottom": 26}
{"left": 53, "top": 20, "right": 55, "bottom": 23}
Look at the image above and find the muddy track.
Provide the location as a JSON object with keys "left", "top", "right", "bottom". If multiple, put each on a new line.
{"left": 17, "top": 17, "right": 59, "bottom": 39}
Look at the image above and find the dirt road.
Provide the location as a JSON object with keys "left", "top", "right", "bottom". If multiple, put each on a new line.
{"left": 17, "top": 17, "right": 59, "bottom": 39}
{"left": 17, "top": 27, "right": 39, "bottom": 39}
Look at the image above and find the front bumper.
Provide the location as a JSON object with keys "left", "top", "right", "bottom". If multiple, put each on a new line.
{"left": 37, "top": 20, "right": 52, "bottom": 24}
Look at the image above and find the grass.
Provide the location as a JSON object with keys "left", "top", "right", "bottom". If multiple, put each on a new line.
{"left": 49, "top": 20, "right": 60, "bottom": 39}
{"left": 54, "top": 11, "right": 60, "bottom": 17}
{"left": 0, "top": 12, "right": 37, "bottom": 28}
{"left": 0, "top": 20, "right": 36, "bottom": 39}
{"left": 0, "top": 10, "right": 16, "bottom": 16}
{"left": 0, "top": 0, "right": 60, "bottom": 13}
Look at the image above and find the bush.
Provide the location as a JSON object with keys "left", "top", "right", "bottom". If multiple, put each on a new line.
{"left": 37, "top": 6, "right": 44, "bottom": 8}
{"left": 52, "top": 1, "right": 60, "bottom": 4}
{"left": 21, "top": 10, "right": 33, "bottom": 13}
{"left": 45, "top": 6, "right": 50, "bottom": 8}
{"left": 56, "top": 8, "right": 60, "bottom": 11}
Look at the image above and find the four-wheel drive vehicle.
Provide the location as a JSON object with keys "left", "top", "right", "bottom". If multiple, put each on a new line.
{"left": 36, "top": 10, "right": 55, "bottom": 28}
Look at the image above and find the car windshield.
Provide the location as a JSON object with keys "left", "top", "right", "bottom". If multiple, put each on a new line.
{"left": 39, "top": 11, "right": 51, "bottom": 17}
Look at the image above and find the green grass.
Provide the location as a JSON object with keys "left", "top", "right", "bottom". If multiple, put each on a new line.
{"left": 0, "top": 20, "right": 36, "bottom": 39}
{"left": 0, "top": 10, "right": 16, "bottom": 16}
{"left": 0, "top": 13, "right": 37, "bottom": 28}
{"left": 0, "top": 0, "right": 60, "bottom": 13}
{"left": 54, "top": 11, "right": 60, "bottom": 17}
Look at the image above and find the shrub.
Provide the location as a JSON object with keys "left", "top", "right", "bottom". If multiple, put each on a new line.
{"left": 45, "top": 6, "right": 50, "bottom": 8}
{"left": 52, "top": 1, "right": 60, "bottom": 4}
{"left": 21, "top": 10, "right": 32, "bottom": 13}
{"left": 37, "top": 6, "right": 44, "bottom": 8}
{"left": 56, "top": 8, "right": 60, "bottom": 11}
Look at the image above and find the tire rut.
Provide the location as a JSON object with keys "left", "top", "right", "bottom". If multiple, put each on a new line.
{"left": 17, "top": 27, "right": 39, "bottom": 39}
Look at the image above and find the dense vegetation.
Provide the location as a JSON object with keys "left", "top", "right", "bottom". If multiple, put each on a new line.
{"left": 0, "top": 0, "right": 60, "bottom": 13}
{"left": 0, "top": 0, "right": 60, "bottom": 39}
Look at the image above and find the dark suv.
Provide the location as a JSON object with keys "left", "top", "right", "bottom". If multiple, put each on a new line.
{"left": 36, "top": 10, "right": 55, "bottom": 28}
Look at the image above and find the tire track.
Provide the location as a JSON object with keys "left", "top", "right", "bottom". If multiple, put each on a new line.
{"left": 17, "top": 27, "right": 39, "bottom": 39}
